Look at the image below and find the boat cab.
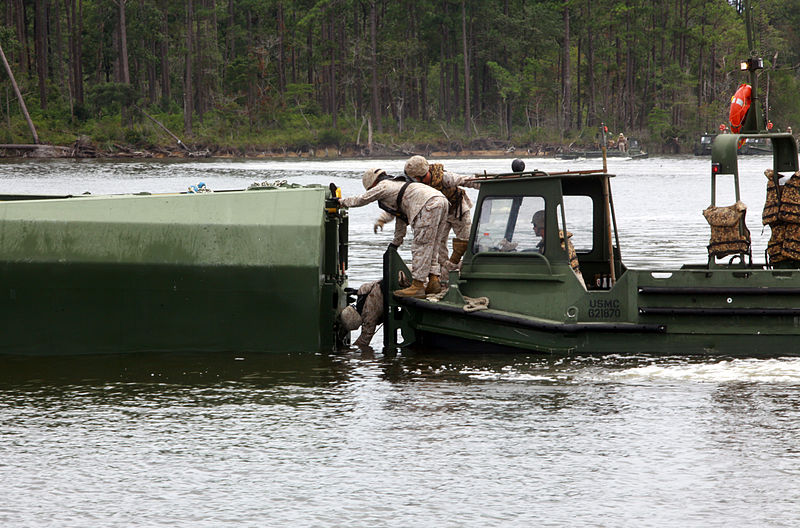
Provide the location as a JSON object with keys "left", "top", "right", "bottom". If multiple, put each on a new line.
{"left": 382, "top": 164, "right": 654, "bottom": 354}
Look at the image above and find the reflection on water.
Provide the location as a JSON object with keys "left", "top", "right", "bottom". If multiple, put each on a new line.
{"left": 0, "top": 352, "right": 349, "bottom": 388}
{"left": 2, "top": 158, "right": 800, "bottom": 527}
{"left": 3, "top": 351, "right": 800, "bottom": 526}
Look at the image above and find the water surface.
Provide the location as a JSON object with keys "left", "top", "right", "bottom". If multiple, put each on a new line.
{"left": 1, "top": 156, "right": 798, "bottom": 527}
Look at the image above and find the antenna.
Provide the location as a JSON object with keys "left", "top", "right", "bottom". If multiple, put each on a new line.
{"left": 738, "top": 0, "right": 765, "bottom": 132}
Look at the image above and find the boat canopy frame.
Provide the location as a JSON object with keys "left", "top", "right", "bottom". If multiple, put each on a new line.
{"left": 460, "top": 169, "right": 624, "bottom": 288}
{"left": 710, "top": 132, "right": 798, "bottom": 206}
{"left": 708, "top": 132, "right": 798, "bottom": 268}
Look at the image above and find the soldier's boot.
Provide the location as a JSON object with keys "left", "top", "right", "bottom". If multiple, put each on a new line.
{"left": 449, "top": 238, "right": 469, "bottom": 266}
{"left": 394, "top": 279, "right": 426, "bottom": 299}
{"left": 425, "top": 274, "right": 442, "bottom": 295}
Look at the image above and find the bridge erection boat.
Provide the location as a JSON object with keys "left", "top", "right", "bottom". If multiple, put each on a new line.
{"left": 382, "top": 26, "right": 800, "bottom": 356}
{"left": 383, "top": 131, "right": 799, "bottom": 356}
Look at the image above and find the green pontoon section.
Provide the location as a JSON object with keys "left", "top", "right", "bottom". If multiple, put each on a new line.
{"left": 0, "top": 186, "right": 349, "bottom": 355}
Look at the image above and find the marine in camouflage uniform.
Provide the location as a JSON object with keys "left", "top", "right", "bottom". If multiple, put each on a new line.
{"left": 762, "top": 168, "right": 800, "bottom": 267}
{"left": 376, "top": 156, "right": 480, "bottom": 283}
{"left": 340, "top": 169, "right": 449, "bottom": 298}
{"left": 532, "top": 210, "right": 584, "bottom": 285}
{"left": 617, "top": 133, "right": 628, "bottom": 152}
{"left": 352, "top": 280, "right": 383, "bottom": 348}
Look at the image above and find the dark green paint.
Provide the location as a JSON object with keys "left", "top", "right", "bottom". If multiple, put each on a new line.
{"left": 0, "top": 186, "right": 349, "bottom": 355}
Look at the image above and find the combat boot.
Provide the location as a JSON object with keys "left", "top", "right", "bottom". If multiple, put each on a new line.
{"left": 449, "top": 238, "right": 469, "bottom": 265}
{"left": 394, "top": 279, "right": 426, "bottom": 299}
{"left": 425, "top": 274, "right": 442, "bottom": 295}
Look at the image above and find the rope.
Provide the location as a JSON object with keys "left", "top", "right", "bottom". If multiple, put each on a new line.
{"left": 463, "top": 296, "right": 490, "bottom": 312}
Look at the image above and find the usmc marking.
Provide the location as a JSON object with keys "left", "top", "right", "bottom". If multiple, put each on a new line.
{"left": 588, "top": 299, "right": 621, "bottom": 318}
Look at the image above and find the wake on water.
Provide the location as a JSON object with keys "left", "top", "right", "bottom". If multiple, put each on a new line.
{"left": 608, "top": 357, "right": 800, "bottom": 384}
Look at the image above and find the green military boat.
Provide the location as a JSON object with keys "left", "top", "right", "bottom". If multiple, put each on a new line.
{"left": 384, "top": 136, "right": 799, "bottom": 356}
{"left": 0, "top": 183, "right": 349, "bottom": 355}
{"left": 694, "top": 134, "right": 716, "bottom": 156}
{"left": 382, "top": 30, "right": 800, "bottom": 356}
{"left": 694, "top": 134, "right": 772, "bottom": 156}
{"left": 557, "top": 137, "right": 647, "bottom": 160}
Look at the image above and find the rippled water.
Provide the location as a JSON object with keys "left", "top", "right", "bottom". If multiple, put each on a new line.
{"left": 1, "top": 156, "right": 799, "bottom": 527}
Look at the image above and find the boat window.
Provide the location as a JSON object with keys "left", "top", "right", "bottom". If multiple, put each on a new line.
{"left": 560, "top": 196, "right": 594, "bottom": 251}
{"left": 473, "top": 196, "right": 546, "bottom": 253}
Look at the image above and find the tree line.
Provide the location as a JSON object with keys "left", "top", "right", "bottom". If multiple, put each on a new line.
{"left": 1, "top": 0, "right": 799, "bottom": 153}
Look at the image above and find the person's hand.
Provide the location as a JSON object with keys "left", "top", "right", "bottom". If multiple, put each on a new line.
{"left": 387, "top": 242, "right": 400, "bottom": 251}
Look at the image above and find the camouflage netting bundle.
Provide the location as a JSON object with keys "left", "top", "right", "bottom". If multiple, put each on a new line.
{"left": 777, "top": 171, "right": 800, "bottom": 224}
{"left": 703, "top": 201, "right": 750, "bottom": 257}
{"left": 762, "top": 169, "right": 779, "bottom": 225}
{"left": 767, "top": 224, "right": 788, "bottom": 262}
{"left": 762, "top": 170, "right": 800, "bottom": 263}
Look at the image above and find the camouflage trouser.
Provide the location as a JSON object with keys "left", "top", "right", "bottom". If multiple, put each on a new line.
{"left": 410, "top": 196, "right": 449, "bottom": 282}
{"left": 353, "top": 280, "right": 383, "bottom": 348}
{"left": 437, "top": 209, "right": 472, "bottom": 282}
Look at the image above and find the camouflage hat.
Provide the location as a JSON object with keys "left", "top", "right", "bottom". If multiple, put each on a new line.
{"left": 339, "top": 305, "right": 362, "bottom": 331}
{"left": 362, "top": 168, "right": 386, "bottom": 190}
{"left": 404, "top": 155, "right": 430, "bottom": 179}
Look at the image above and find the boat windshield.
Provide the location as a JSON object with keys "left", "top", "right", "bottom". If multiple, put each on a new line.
{"left": 560, "top": 196, "right": 594, "bottom": 251}
{"left": 474, "top": 194, "right": 595, "bottom": 255}
{"left": 474, "top": 196, "right": 545, "bottom": 253}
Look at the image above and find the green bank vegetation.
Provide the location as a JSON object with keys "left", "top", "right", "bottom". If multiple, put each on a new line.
{"left": 1, "top": 0, "right": 799, "bottom": 155}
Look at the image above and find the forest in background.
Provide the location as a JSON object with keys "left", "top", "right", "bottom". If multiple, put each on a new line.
{"left": 1, "top": 0, "right": 800, "bottom": 156}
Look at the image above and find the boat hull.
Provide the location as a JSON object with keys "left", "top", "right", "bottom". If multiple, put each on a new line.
{"left": 557, "top": 149, "right": 647, "bottom": 160}
{"left": 404, "top": 303, "right": 800, "bottom": 356}
{"left": 384, "top": 250, "right": 800, "bottom": 357}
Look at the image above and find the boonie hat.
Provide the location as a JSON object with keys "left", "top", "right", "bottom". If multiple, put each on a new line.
{"left": 404, "top": 156, "right": 429, "bottom": 179}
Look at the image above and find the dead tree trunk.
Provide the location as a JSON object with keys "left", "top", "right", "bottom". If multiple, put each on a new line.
{"left": 0, "top": 41, "right": 39, "bottom": 144}
{"left": 461, "top": 0, "right": 470, "bottom": 137}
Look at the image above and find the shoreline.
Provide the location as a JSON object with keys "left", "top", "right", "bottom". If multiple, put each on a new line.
{"left": 0, "top": 140, "right": 574, "bottom": 160}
